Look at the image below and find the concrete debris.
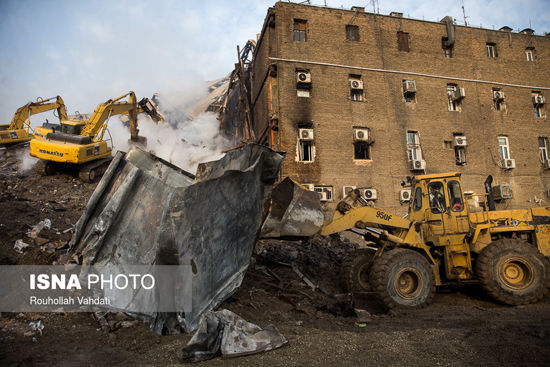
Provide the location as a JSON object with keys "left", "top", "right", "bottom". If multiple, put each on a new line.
{"left": 69, "top": 144, "right": 284, "bottom": 334}
{"left": 27, "top": 219, "right": 51, "bottom": 239}
{"left": 181, "top": 309, "right": 287, "bottom": 363}
{"left": 29, "top": 320, "right": 44, "bottom": 335}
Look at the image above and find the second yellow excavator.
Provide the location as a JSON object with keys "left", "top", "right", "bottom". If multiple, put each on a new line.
{"left": 30, "top": 91, "right": 164, "bottom": 182}
{"left": 0, "top": 96, "right": 68, "bottom": 146}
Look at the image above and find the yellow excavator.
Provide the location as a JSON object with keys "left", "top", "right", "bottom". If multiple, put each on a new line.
{"left": 266, "top": 173, "right": 550, "bottom": 309}
{"left": 30, "top": 91, "right": 164, "bottom": 182}
{"left": 0, "top": 96, "right": 68, "bottom": 146}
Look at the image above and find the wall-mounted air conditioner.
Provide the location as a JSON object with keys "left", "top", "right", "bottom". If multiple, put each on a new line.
{"left": 354, "top": 129, "right": 369, "bottom": 141}
{"left": 453, "top": 88, "right": 466, "bottom": 100}
{"left": 302, "top": 183, "right": 315, "bottom": 191}
{"left": 493, "top": 90, "right": 505, "bottom": 100}
{"left": 503, "top": 158, "right": 515, "bottom": 169}
{"left": 492, "top": 184, "right": 513, "bottom": 200}
{"left": 350, "top": 79, "right": 364, "bottom": 90}
{"left": 362, "top": 188, "right": 377, "bottom": 200}
{"left": 403, "top": 80, "right": 416, "bottom": 93}
{"left": 400, "top": 189, "right": 412, "bottom": 202}
{"left": 410, "top": 159, "right": 426, "bottom": 171}
{"left": 342, "top": 186, "right": 356, "bottom": 198}
{"left": 297, "top": 71, "right": 311, "bottom": 84}
{"left": 299, "top": 128, "right": 314, "bottom": 141}
{"left": 453, "top": 136, "right": 468, "bottom": 147}
{"left": 533, "top": 95, "right": 546, "bottom": 105}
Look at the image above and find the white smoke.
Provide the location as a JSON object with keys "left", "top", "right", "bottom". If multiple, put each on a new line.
{"left": 107, "top": 97, "right": 231, "bottom": 174}
{"left": 16, "top": 149, "right": 39, "bottom": 173}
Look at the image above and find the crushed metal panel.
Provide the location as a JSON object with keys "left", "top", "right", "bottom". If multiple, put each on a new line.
{"left": 69, "top": 144, "right": 284, "bottom": 333}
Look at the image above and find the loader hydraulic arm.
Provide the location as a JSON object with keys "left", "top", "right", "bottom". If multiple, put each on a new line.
{"left": 8, "top": 96, "right": 68, "bottom": 130}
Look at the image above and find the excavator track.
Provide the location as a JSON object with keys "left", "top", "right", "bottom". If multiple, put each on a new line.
{"left": 78, "top": 157, "right": 112, "bottom": 183}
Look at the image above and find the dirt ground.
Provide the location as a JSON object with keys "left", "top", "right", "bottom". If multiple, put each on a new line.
{"left": 1, "top": 146, "right": 550, "bottom": 366}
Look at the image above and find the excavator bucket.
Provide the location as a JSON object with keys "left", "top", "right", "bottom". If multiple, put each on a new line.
{"left": 139, "top": 98, "right": 165, "bottom": 122}
{"left": 260, "top": 177, "right": 324, "bottom": 238}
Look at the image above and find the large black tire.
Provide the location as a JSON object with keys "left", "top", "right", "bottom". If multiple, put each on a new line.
{"left": 369, "top": 248, "right": 435, "bottom": 310}
{"left": 341, "top": 249, "right": 375, "bottom": 292}
{"left": 476, "top": 239, "right": 548, "bottom": 305}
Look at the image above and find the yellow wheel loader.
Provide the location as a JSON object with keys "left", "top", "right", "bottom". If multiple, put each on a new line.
{"left": 0, "top": 96, "right": 68, "bottom": 146}
{"left": 29, "top": 91, "right": 164, "bottom": 182}
{"left": 266, "top": 173, "right": 550, "bottom": 309}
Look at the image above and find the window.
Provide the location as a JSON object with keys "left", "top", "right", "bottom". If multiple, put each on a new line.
{"left": 346, "top": 25, "right": 359, "bottom": 41}
{"left": 498, "top": 136, "right": 510, "bottom": 160}
{"left": 403, "top": 79, "right": 416, "bottom": 103}
{"left": 354, "top": 142, "right": 370, "bottom": 160}
{"left": 442, "top": 37, "right": 453, "bottom": 58}
{"left": 349, "top": 75, "right": 363, "bottom": 101}
{"left": 314, "top": 186, "right": 333, "bottom": 202}
{"left": 299, "top": 140, "right": 313, "bottom": 161}
{"left": 406, "top": 131, "right": 423, "bottom": 161}
{"left": 413, "top": 187, "right": 423, "bottom": 211}
{"left": 447, "top": 84, "right": 462, "bottom": 111}
{"left": 428, "top": 182, "right": 446, "bottom": 214}
{"left": 539, "top": 137, "right": 549, "bottom": 162}
{"left": 397, "top": 31, "right": 409, "bottom": 52}
{"left": 493, "top": 88, "right": 506, "bottom": 111}
{"left": 533, "top": 92, "right": 546, "bottom": 118}
{"left": 293, "top": 19, "right": 307, "bottom": 42}
{"left": 455, "top": 146, "right": 466, "bottom": 165}
{"left": 448, "top": 181, "right": 464, "bottom": 212}
{"left": 526, "top": 48, "right": 535, "bottom": 61}
{"left": 486, "top": 42, "right": 497, "bottom": 58}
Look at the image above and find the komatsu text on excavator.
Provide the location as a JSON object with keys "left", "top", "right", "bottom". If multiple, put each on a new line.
{"left": 30, "top": 91, "right": 163, "bottom": 182}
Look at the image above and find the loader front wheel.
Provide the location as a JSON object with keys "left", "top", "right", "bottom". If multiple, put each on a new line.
{"left": 476, "top": 239, "right": 548, "bottom": 305}
{"left": 341, "top": 249, "right": 375, "bottom": 292}
{"left": 369, "top": 248, "right": 435, "bottom": 310}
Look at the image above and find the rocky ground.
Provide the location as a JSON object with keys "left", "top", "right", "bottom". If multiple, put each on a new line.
{"left": 1, "top": 146, "right": 550, "bottom": 366}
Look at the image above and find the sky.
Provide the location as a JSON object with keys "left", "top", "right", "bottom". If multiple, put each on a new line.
{"left": 1, "top": 0, "right": 549, "bottom": 123}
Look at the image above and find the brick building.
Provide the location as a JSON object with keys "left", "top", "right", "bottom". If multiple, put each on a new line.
{"left": 243, "top": 2, "right": 550, "bottom": 214}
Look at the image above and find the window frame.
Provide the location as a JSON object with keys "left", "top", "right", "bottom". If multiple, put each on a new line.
{"left": 526, "top": 48, "right": 535, "bottom": 62}
{"left": 448, "top": 180, "right": 465, "bottom": 212}
{"left": 397, "top": 31, "right": 410, "bottom": 52}
{"left": 498, "top": 136, "right": 510, "bottom": 160}
{"left": 486, "top": 43, "right": 497, "bottom": 58}
{"left": 447, "top": 84, "right": 460, "bottom": 111}
{"left": 293, "top": 19, "right": 307, "bottom": 42}
{"left": 539, "top": 137, "right": 549, "bottom": 162}
{"left": 346, "top": 24, "right": 359, "bottom": 41}
{"left": 298, "top": 139, "right": 313, "bottom": 162}
{"left": 406, "top": 131, "right": 423, "bottom": 161}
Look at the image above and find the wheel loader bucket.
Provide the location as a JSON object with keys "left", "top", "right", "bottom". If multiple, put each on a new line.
{"left": 260, "top": 177, "right": 324, "bottom": 238}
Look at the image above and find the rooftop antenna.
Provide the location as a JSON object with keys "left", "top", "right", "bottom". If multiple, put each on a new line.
{"left": 461, "top": 0, "right": 469, "bottom": 26}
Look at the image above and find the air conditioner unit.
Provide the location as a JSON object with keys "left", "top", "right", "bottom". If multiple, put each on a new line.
{"left": 533, "top": 95, "right": 546, "bottom": 105}
{"left": 354, "top": 129, "right": 369, "bottom": 141}
{"left": 342, "top": 185, "right": 356, "bottom": 198}
{"left": 299, "top": 128, "right": 314, "bottom": 141}
{"left": 410, "top": 159, "right": 426, "bottom": 171}
{"left": 493, "top": 90, "right": 505, "bottom": 100}
{"left": 350, "top": 79, "right": 364, "bottom": 90}
{"left": 302, "top": 183, "right": 315, "bottom": 191}
{"left": 362, "top": 189, "right": 377, "bottom": 200}
{"left": 503, "top": 158, "right": 516, "bottom": 169}
{"left": 296, "top": 71, "right": 311, "bottom": 83}
{"left": 544, "top": 159, "right": 550, "bottom": 169}
{"left": 453, "top": 136, "right": 468, "bottom": 147}
{"left": 400, "top": 189, "right": 412, "bottom": 202}
{"left": 492, "top": 184, "right": 513, "bottom": 200}
{"left": 403, "top": 80, "right": 416, "bottom": 93}
{"left": 318, "top": 191, "right": 329, "bottom": 201}
{"left": 453, "top": 88, "right": 466, "bottom": 100}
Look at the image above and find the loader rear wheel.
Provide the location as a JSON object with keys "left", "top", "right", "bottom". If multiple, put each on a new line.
{"left": 369, "top": 248, "right": 435, "bottom": 310}
{"left": 476, "top": 239, "right": 548, "bottom": 305}
{"left": 341, "top": 249, "right": 375, "bottom": 292}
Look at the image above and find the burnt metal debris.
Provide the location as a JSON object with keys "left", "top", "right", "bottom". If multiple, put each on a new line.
{"left": 69, "top": 144, "right": 284, "bottom": 333}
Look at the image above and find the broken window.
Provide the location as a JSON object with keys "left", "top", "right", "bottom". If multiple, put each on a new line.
{"left": 493, "top": 88, "right": 506, "bottom": 111}
{"left": 403, "top": 79, "right": 416, "bottom": 103}
{"left": 447, "top": 84, "right": 463, "bottom": 111}
{"left": 533, "top": 92, "right": 546, "bottom": 118}
{"left": 455, "top": 147, "right": 466, "bottom": 165}
{"left": 526, "top": 47, "right": 535, "bottom": 62}
{"left": 397, "top": 31, "right": 410, "bottom": 52}
{"left": 349, "top": 75, "right": 364, "bottom": 101}
{"left": 486, "top": 42, "right": 497, "bottom": 58}
{"left": 293, "top": 19, "right": 307, "bottom": 42}
{"left": 346, "top": 25, "right": 359, "bottom": 41}
{"left": 354, "top": 142, "right": 370, "bottom": 160}
{"left": 314, "top": 186, "right": 333, "bottom": 202}
{"left": 299, "top": 140, "right": 313, "bottom": 162}
{"left": 406, "top": 131, "right": 423, "bottom": 161}
{"left": 442, "top": 37, "right": 453, "bottom": 58}
{"left": 498, "top": 136, "right": 510, "bottom": 160}
{"left": 539, "top": 137, "right": 549, "bottom": 162}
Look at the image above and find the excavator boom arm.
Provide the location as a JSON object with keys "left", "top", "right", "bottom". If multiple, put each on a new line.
{"left": 8, "top": 96, "right": 67, "bottom": 130}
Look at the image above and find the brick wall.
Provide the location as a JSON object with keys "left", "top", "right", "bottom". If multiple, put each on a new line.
{"left": 251, "top": 2, "right": 550, "bottom": 215}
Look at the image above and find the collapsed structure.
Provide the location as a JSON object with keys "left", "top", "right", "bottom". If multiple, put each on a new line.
{"left": 220, "top": 2, "right": 550, "bottom": 215}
